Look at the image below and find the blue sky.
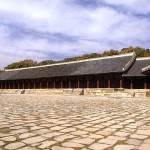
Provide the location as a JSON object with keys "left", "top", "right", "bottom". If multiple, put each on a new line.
{"left": 0, "top": 0, "right": 150, "bottom": 69}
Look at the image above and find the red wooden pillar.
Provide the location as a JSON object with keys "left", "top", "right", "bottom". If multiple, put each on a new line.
{"left": 34, "top": 81, "right": 36, "bottom": 89}
{"left": 120, "top": 79, "right": 123, "bottom": 88}
{"left": 0, "top": 83, "right": 2, "bottom": 89}
{"left": 18, "top": 83, "right": 20, "bottom": 89}
{"left": 40, "top": 82, "right": 42, "bottom": 89}
{"left": 8, "top": 82, "right": 10, "bottom": 89}
{"left": 130, "top": 80, "right": 133, "bottom": 89}
{"left": 97, "top": 79, "right": 100, "bottom": 88}
{"left": 78, "top": 79, "right": 80, "bottom": 88}
{"left": 87, "top": 78, "right": 89, "bottom": 88}
{"left": 68, "top": 79, "right": 71, "bottom": 88}
{"left": 47, "top": 81, "right": 49, "bottom": 89}
{"left": 5, "top": 83, "right": 6, "bottom": 89}
{"left": 23, "top": 82, "right": 25, "bottom": 89}
{"left": 144, "top": 79, "right": 147, "bottom": 89}
{"left": 61, "top": 80, "right": 63, "bottom": 89}
{"left": 108, "top": 79, "right": 110, "bottom": 88}
{"left": 28, "top": 82, "right": 30, "bottom": 89}
{"left": 53, "top": 81, "right": 55, "bottom": 89}
{"left": 13, "top": 82, "right": 15, "bottom": 89}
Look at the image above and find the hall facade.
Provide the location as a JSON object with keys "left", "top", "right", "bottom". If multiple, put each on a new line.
{"left": 0, "top": 52, "right": 150, "bottom": 90}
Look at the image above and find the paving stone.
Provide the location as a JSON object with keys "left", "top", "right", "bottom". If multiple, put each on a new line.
{"left": 18, "top": 147, "right": 38, "bottom": 150}
{"left": 136, "top": 130, "right": 150, "bottom": 136}
{"left": 32, "top": 129, "right": 50, "bottom": 135}
{"left": 139, "top": 144, "right": 150, "bottom": 150}
{"left": 107, "top": 136, "right": 126, "bottom": 141}
{"left": 96, "top": 130, "right": 112, "bottom": 136}
{"left": 22, "top": 136, "right": 46, "bottom": 144}
{"left": 114, "top": 132, "right": 130, "bottom": 137}
{"left": 52, "top": 146, "right": 74, "bottom": 150}
{"left": 71, "top": 138, "right": 95, "bottom": 145}
{"left": 42, "top": 132, "right": 61, "bottom": 138}
{"left": 130, "top": 134, "right": 148, "bottom": 140}
{"left": 10, "top": 129, "right": 28, "bottom": 134}
{"left": 0, "top": 141, "right": 5, "bottom": 146}
{"left": 19, "top": 133, "right": 36, "bottom": 139}
{"left": 71, "top": 130, "right": 88, "bottom": 135}
{"left": 54, "top": 134, "right": 75, "bottom": 142}
{"left": 98, "top": 138, "right": 118, "bottom": 145}
{"left": 88, "top": 134, "right": 104, "bottom": 139}
{"left": 62, "top": 142, "right": 84, "bottom": 148}
{"left": 125, "top": 138, "right": 142, "bottom": 146}
{"left": 5, "top": 142, "right": 25, "bottom": 150}
{"left": 60, "top": 128, "right": 76, "bottom": 133}
{"left": 89, "top": 143, "right": 111, "bottom": 150}
{"left": 114, "top": 145, "right": 135, "bottom": 150}
{"left": 38, "top": 140, "right": 56, "bottom": 149}
{"left": 1, "top": 136, "right": 16, "bottom": 142}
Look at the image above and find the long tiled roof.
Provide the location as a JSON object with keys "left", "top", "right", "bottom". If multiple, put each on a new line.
{"left": 123, "top": 57, "right": 150, "bottom": 77}
{"left": 0, "top": 53, "right": 135, "bottom": 81}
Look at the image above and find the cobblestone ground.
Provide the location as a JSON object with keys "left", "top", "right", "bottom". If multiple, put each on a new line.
{"left": 0, "top": 94, "right": 150, "bottom": 150}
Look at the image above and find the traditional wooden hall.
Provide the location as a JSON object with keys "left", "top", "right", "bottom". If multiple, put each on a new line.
{"left": 0, "top": 52, "right": 150, "bottom": 90}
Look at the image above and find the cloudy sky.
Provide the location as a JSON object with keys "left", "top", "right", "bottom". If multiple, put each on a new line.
{"left": 0, "top": 0, "right": 150, "bottom": 69}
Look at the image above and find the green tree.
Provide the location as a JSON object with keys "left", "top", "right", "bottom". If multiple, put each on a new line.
{"left": 38, "top": 60, "right": 55, "bottom": 66}
{"left": 5, "top": 59, "right": 38, "bottom": 70}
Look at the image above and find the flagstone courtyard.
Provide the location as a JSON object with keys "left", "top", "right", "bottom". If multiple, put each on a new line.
{"left": 0, "top": 94, "right": 149, "bottom": 150}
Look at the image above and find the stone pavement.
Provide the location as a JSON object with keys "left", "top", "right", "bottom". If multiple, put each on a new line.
{"left": 0, "top": 94, "right": 149, "bottom": 150}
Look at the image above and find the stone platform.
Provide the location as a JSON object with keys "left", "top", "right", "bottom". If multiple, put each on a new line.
{"left": 0, "top": 94, "right": 150, "bottom": 150}
{"left": 0, "top": 88, "right": 150, "bottom": 97}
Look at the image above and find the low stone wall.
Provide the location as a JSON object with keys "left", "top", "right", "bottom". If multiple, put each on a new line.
{"left": 0, "top": 88, "right": 149, "bottom": 97}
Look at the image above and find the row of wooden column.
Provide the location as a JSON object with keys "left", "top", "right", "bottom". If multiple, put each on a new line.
{"left": 0, "top": 79, "right": 148, "bottom": 89}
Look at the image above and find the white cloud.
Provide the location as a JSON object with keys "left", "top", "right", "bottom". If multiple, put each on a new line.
{"left": 0, "top": 0, "right": 149, "bottom": 69}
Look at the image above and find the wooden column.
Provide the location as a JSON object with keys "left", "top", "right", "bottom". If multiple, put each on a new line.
{"left": 34, "top": 81, "right": 36, "bottom": 89}
{"left": 5, "top": 83, "right": 6, "bottom": 89}
{"left": 108, "top": 79, "right": 110, "bottom": 88}
{"left": 68, "top": 79, "right": 71, "bottom": 88}
{"left": 0, "top": 83, "right": 2, "bottom": 89}
{"left": 47, "top": 81, "right": 49, "bottom": 89}
{"left": 18, "top": 83, "right": 20, "bottom": 89}
{"left": 61, "top": 80, "right": 63, "bottom": 89}
{"left": 130, "top": 80, "right": 133, "bottom": 89}
{"left": 144, "top": 79, "right": 147, "bottom": 89}
{"left": 97, "top": 79, "right": 100, "bottom": 88}
{"left": 77, "top": 79, "right": 80, "bottom": 88}
{"left": 87, "top": 78, "right": 89, "bottom": 88}
{"left": 120, "top": 79, "right": 123, "bottom": 88}
{"left": 53, "top": 81, "right": 55, "bottom": 89}
{"left": 23, "top": 82, "right": 25, "bottom": 89}
{"left": 40, "top": 82, "right": 42, "bottom": 89}
{"left": 28, "top": 82, "right": 30, "bottom": 89}
{"left": 13, "top": 82, "right": 15, "bottom": 89}
{"left": 8, "top": 82, "right": 10, "bottom": 89}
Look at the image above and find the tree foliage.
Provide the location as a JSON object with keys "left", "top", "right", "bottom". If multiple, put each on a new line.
{"left": 4, "top": 46, "right": 150, "bottom": 69}
{"left": 5, "top": 59, "right": 38, "bottom": 70}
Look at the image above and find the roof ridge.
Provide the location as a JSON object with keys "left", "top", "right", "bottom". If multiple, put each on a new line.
{"left": 136, "top": 57, "right": 150, "bottom": 60}
{"left": 5, "top": 52, "right": 134, "bottom": 72}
